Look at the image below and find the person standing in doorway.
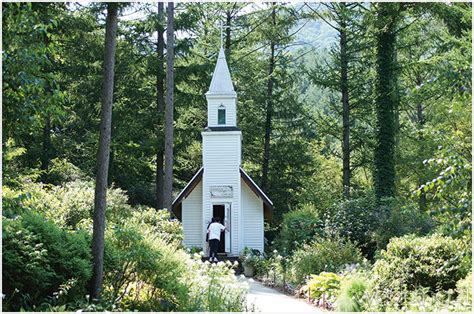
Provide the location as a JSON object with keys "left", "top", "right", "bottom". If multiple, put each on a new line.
{"left": 207, "top": 217, "right": 226, "bottom": 262}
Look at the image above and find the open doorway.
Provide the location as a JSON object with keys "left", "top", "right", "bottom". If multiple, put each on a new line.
{"left": 212, "top": 204, "right": 225, "bottom": 253}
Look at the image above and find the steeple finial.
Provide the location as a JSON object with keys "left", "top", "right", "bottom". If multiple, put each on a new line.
{"left": 219, "top": 21, "right": 230, "bottom": 49}
{"left": 220, "top": 20, "right": 224, "bottom": 48}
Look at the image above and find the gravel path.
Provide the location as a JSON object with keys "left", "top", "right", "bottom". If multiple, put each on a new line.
{"left": 238, "top": 277, "right": 322, "bottom": 313}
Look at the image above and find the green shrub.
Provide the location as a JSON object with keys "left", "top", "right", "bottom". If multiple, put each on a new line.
{"left": 128, "top": 206, "right": 183, "bottom": 244}
{"left": 289, "top": 236, "right": 363, "bottom": 285}
{"left": 336, "top": 275, "right": 369, "bottom": 312}
{"left": 373, "top": 198, "right": 434, "bottom": 251}
{"left": 47, "top": 157, "right": 87, "bottom": 185}
{"left": 2, "top": 211, "right": 92, "bottom": 311}
{"left": 302, "top": 272, "right": 341, "bottom": 309}
{"left": 7, "top": 181, "right": 133, "bottom": 230}
{"left": 324, "top": 193, "right": 379, "bottom": 258}
{"left": 326, "top": 194, "right": 435, "bottom": 259}
{"left": 102, "top": 221, "right": 189, "bottom": 311}
{"left": 274, "top": 204, "right": 323, "bottom": 254}
{"left": 372, "top": 234, "right": 471, "bottom": 309}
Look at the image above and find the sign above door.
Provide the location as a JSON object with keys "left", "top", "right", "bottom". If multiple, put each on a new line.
{"left": 210, "top": 186, "right": 233, "bottom": 198}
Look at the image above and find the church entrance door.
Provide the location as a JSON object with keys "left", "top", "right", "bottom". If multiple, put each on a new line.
{"left": 212, "top": 204, "right": 230, "bottom": 253}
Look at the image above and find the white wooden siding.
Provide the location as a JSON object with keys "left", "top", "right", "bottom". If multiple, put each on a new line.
{"left": 202, "top": 131, "right": 242, "bottom": 255}
{"left": 241, "top": 178, "right": 264, "bottom": 252}
{"left": 182, "top": 181, "right": 203, "bottom": 248}
{"left": 207, "top": 97, "right": 237, "bottom": 127}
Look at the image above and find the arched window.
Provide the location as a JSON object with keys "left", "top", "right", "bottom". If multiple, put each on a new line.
{"left": 218, "top": 105, "right": 226, "bottom": 125}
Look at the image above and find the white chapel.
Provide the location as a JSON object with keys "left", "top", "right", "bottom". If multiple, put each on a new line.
{"left": 172, "top": 47, "right": 273, "bottom": 256}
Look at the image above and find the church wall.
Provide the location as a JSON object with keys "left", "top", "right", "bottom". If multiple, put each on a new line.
{"left": 241, "top": 178, "right": 264, "bottom": 253}
{"left": 202, "top": 132, "right": 242, "bottom": 256}
{"left": 182, "top": 181, "right": 203, "bottom": 248}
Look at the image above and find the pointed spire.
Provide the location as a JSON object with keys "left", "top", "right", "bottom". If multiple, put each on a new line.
{"left": 207, "top": 47, "right": 236, "bottom": 96}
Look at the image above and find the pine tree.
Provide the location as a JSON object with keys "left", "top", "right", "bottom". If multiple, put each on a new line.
{"left": 163, "top": 2, "right": 175, "bottom": 213}
{"left": 155, "top": 2, "right": 165, "bottom": 210}
{"left": 90, "top": 2, "right": 118, "bottom": 299}
{"left": 373, "top": 3, "right": 402, "bottom": 200}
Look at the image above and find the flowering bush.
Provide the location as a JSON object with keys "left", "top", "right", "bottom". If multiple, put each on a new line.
{"left": 183, "top": 255, "right": 249, "bottom": 312}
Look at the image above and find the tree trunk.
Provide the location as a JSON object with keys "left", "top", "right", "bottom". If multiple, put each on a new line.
{"left": 374, "top": 3, "right": 400, "bottom": 201}
{"left": 163, "top": 2, "right": 175, "bottom": 214}
{"left": 40, "top": 115, "right": 52, "bottom": 182}
{"left": 340, "top": 21, "right": 350, "bottom": 198}
{"left": 225, "top": 9, "right": 232, "bottom": 57}
{"left": 90, "top": 2, "right": 118, "bottom": 299}
{"left": 155, "top": 2, "right": 165, "bottom": 210}
{"left": 261, "top": 5, "right": 276, "bottom": 193}
{"left": 416, "top": 99, "right": 427, "bottom": 211}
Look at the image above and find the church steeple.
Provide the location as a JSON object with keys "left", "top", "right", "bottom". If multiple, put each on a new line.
{"left": 207, "top": 47, "right": 236, "bottom": 96}
{"left": 206, "top": 47, "right": 237, "bottom": 128}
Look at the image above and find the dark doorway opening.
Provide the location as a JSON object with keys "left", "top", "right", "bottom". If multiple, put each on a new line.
{"left": 212, "top": 204, "right": 225, "bottom": 253}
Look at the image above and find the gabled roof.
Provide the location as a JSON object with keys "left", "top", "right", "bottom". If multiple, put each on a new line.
{"left": 171, "top": 167, "right": 273, "bottom": 220}
{"left": 172, "top": 167, "right": 203, "bottom": 210}
{"left": 206, "top": 47, "right": 236, "bottom": 96}
{"left": 240, "top": 168, "right": 273, "bottom": 217}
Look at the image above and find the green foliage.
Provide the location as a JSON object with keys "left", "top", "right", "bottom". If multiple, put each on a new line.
{"left": 335, "top": 275, "right": 369, "bottom": 312}
{"left": 302, "top": 272, "right": 341, "bottom": 308}
{"left": 324, "top": 193, "right": 379, "bottom": 258}
{"left": 372, "top": 234, "right": 471, "bottom": 310}
{"left": 239, "top": 247, "right": 265, "bottom": 271}
{"left": 7, "top": 180, "right": 132, "bottom": 230}
{"left": 102, "top": 223, "right": 189, "bottom": 311}
{"left": 289, "top": 236, "right": 363, "bottom": 285}
{"left": 2, "top": 211, "right": 92, "bottom": 311}
{"left": 128, "top": 206, "right": 183, "bottom": 244}
{"left": 373, "top": 198, "right": 434, "bottom": 251}
{"left": 46, "top": 157, "right": 87, "bottom": 185}
{"left": 274, "top": 204, "right": 323, "bottom": 254}
{"left": 325, "top": 194, "right": 435, "bottom": 259}
{"left": 184, "top": 257, "right": 248, "bottom": 312}
{"left": 455, "top": 272, "right": 472, "bottom": 311}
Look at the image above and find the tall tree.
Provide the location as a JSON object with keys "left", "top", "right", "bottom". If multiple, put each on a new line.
{"left": 373, "top": 3, "right": 402, "bottom": 201}
{"left": 156, "top": 2, "right": 165, "bottom": 209}
{"left": 163, "top": 2, "right": 175, "bottom": 213}
{"left": 305, "top": 3, "right": 371, "bottom": 198}
{"left": 261, "top": 4, "right": 276, "bottom": 193}
{"left": 90, "top": 2, "right": 118, "bottom": 299}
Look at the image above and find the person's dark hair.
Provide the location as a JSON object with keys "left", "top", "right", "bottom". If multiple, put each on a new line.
{"left": 211, "top": 217, "right": 217, "bottom": 223}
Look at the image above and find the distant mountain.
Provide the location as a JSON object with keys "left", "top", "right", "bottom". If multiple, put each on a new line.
{"left": 293, "top": 19, "right": 338, "bottom": 51}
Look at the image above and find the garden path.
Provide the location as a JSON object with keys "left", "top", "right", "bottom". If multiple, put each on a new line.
{"left": 239, "top": 277, "right": 322, "bottom": 312}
